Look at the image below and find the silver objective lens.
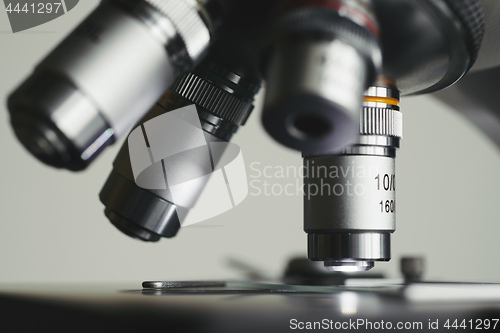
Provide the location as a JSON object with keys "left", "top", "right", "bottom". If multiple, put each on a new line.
{"left": 7, "top": 0, "right": 212, "bottom": 170}
{"left": 304, "top": 85, "right": 402, "bottom": 272}
{"left": 261, "top": 0, "right": 382, "bottom": 153}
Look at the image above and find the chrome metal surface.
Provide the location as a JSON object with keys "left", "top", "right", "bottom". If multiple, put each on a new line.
{"left": 305, "top": 86, "right": 401, "bottom": 271}
{"left": 340, "top": 134, "right": 401, "bottom": 157}
{"left": 38, "top": 2, "right": 175, "bottom": 137}
{"left": 142, "top": 0, "right": 211, "bottom": 60}
{"left": 360, "top": 107, "right": 403, "bottom": 137}
{"left": 304, "top": 155, "right": 396, "bottom": 230}
{"left": 143, "top": 281, "right": 226, "bottom": 289}
{"left": 263, "top": 39, "right": 368, "bottom": 153}
{"left": 365, "top": 86, "right": 400, "bottom": 100}
{"left": 325, "top": 260, "right": 375, "bottom": 272}
{"left": 7, "top": 0, "right": 212, "bottom": 170}
{"left": 340, "top": 145, "right": 395, "bottom": 157}
{"left": 309, "top": 233, "right": 391, "bottom": 261}
{"left": 261, "top": 1, "right": 381, "bottom": 153}
{"left": 8, "top": 71, "right": 111, "bottom": 170}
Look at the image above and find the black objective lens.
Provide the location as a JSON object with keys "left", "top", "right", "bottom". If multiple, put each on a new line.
{"left": 100, "top": 22, "right": 262, "bottom": 240}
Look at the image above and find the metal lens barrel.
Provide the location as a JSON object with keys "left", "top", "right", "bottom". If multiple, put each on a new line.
{"left": 7, "top": 0, "right": 212, "bottom": 170}
{"left": 261, "top": 0, "right": 381, "bottom": 153}
{"left": 304, "top": 85, "right": 402, "bottom": 271}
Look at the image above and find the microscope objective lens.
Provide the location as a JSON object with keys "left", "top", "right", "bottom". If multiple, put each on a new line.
{"left": 304, "top": 85, "right": 402, "bottom": 271}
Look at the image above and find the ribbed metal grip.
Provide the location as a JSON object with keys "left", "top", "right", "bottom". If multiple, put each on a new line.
{"left": 172, "top": 72, "right": 254, "bottom": 125}
{"left": 360, "top": 107, "right": 403, "bottom": 138}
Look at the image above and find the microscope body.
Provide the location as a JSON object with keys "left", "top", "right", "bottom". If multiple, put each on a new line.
{"left": 4, "top": 0, "right": 500, "bottom": 274}
{"left": 3, "top": 1, "right": 500, "bottom": 331}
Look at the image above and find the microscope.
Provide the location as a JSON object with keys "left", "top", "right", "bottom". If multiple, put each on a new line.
{"left": 5, "top": 0, "right": 491, "bottom": 269}
{"left": 3, "top": 0, "right": 500, "bottom": 331}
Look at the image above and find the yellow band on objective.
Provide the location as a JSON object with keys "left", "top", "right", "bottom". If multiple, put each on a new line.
{"left": 363, "top": 96, "right": 399, "bottom": 106}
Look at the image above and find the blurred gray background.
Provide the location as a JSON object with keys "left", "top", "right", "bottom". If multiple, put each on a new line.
{"left": 1, "top": 1, "right": 499, "bottom": 284}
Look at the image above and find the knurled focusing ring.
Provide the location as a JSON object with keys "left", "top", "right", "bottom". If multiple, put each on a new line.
{"left": 360, "top": 107, "right": 402, "bottom": 138}
{"left": 171, "top": 71, "right": 255, "bottom": 126}
{"left": 340, "top": 86, "right": 402, "bottom": 156}
{"left": 361, "top": 86, "right": 402, "bottom": 139}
